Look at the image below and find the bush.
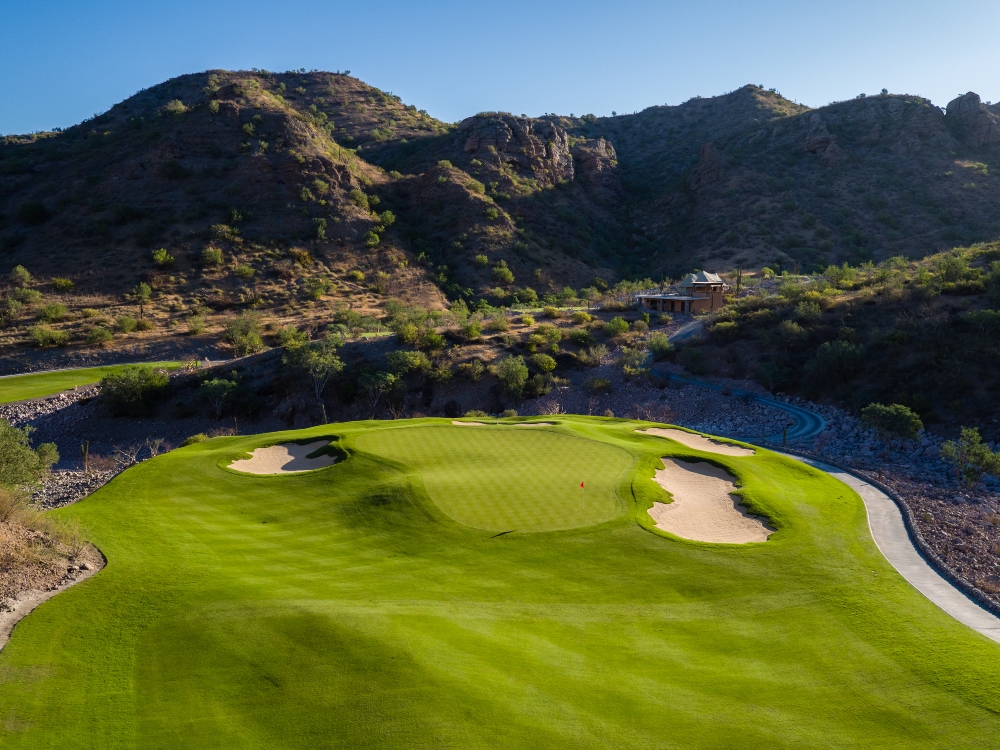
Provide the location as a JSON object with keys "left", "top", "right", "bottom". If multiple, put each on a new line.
{"left": 37, "top": 303, "right": 67, "bottom": 322}
{"left": 181, "top": 433, "right": 209, "bottom": 447}
{"left": 603, "top": 316, "right": 629, "bottom": 337}
{"left": 529, "top": 353, "right": 557, "bottom": 373}
{"left": 187, "top": 315, "right": 207, "bottom": 335}
{"left": 461, "top": 321, "right": 482, "bottom": 341}
{"left": 570, "top": 329, "right": 596, "bottom": 348}
{"left": 578, "top": 344, "right": 607, "bottom": 367}
{"left": 386, "top": 350, "right": 432, "bottom": 375}
{"left": 491, "top": 355, "right": 529, "bottom": 397}
{"left": 86, "top": 327, "right": 113, "bottom": 346}
{"left": 99, "top": 365, "right": 171, "bottom": 417}
{"left": 632, "top": 319, "right": 649, "bottom": 333}
{"left": 646, "top": 331, "right": 674, "bottom": 360}
{"left": 347, "top": 269, "right": 365, "bottom": 282}
{"left": 860, "top": 403, "right": 923, "bottom": 444}
{"left": 348, "top": 189, "right": 369, "bottom": 210}
{"left": 458, "top": 359, "right": 486, "bottom": 381}
{"left": 13, "top": 288, "right": 42, "bottom": 304}
{"left": 464, "top": 410, "right": 489, "bottom": 418}
{"left": 27, "top": 325, "right": 69, "bottom": 347}
{"left": 805, "top": 340, "right": 862, "bottom": 388}
{"left": 491, "top": 261, "right": 514, "bottom": 285}
{"left": 658, "top": 313, "right": 673, "bottom": 326}
{"left": 941, "top": 427, "right": 1000, "bottom": 489}
{"left": 485, "top": 312, "right": 509, "bottom": 332}
{"left": 202, "top": 246, "right": 224, "bottom": 266}
{"left": 523, "top": 373, "right": 553, "bottom": 399}
{"left": 51, "top": 277, "right": 75, "bottom": 292}
{"left": 474, "top": 254, "right": 489, "bottom": 269}
{"left": 116, "top": 315, "right": 138, "bottom": 333}
{"left": 152, "top": 248, "right": 175, "bottom": 267}
{"left": 10, "top": 264, "right": 32, "bottom": 287}
{"left": 135, "top": 318, "right": 155, "bottom": 332}
{"left": 796, "top": 300, "right": 822, "bottom": 322}
{"left": 710, "top": 321, "right": 739, "bottom": 342}
{"left": 542, "top": 306, "right": 560, "bottom": 319}
{"left": 571, "top": 311, "right": 592, "bottom": 324}
{"left": 514, "top": 287, "right": 538, "bottom": 306}
{"left": 225, "top": 311, "right": 265, "bottom": 356}
{"left": 619, "top": 346, "right": 652, "bottom": 375}
{"left": 586, "top": 377, "right": 612, "bottom": 394}
{"left": 233, "top": 264, "right": 255, "bottom": 280}
{"left": 0, "top": 420, "right": 58, "bottom": 489}
{"left": 519, "top": 314, "right": 535, "bottom": 326}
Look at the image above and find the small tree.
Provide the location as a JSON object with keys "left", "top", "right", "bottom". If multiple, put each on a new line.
{"left": 0, "top": 420, "right": 58, "bottom": 489}
{"left": 860, "top": 403, "right": 923, "bottom": 445}
{"left": 646, "top": 331, "right": 674, "bottom": 361}
{"left": 130, "top": 282, "right": 152, "bottom": 319}
{"left": 200, "top": 378, "right": 238, "bottom": 418}
{"left": 10, "top": 265, "right": 32, "bottom": 288}
{"left": 529, "top": 353, "right": 557, "bottom": 373}
{"left": 491, "top": 355, "right": 529, "bottom": 398}
{"left": 358, "top": 370, "right": 399, "bottom": 412}
{"left": 286, "top": 338, "right": 345, "bottom": 413}
{"left": 619, "top": 346, "right": 652, "bottom": 375}
{"left": 941, "top": 427, "right": 1000, "bottom": 489}
{"left": 225, "top": 311, "right": 265, "bottom": 356}
{"left": 99, "top": 365, "right": 171, "bottom": 417}
{"left": 491, "top": 260, "right": 514, "bottom": 285}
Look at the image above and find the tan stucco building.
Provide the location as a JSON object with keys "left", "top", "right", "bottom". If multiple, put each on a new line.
{"left": 636, "top": 271, "right": 728, "bottom": 313}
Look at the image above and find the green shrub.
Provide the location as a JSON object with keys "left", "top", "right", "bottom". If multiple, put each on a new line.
{"left": 519, "top": 314, "right": 535, "bottom": 326}
{"left": 619, "top": 346, "right": 651, "bottom": 375}
{"left": 37, "top": 303, "right": 67, "bottom": 323}
{"left": 941, "top": 427, "right": 1000, "bottom": 489}
{"left": 485, "top": 207, "right": 500, "bottom": 221}
{"left": 461, "top": 321, "right": 482, "bottom": 341}
{"left": 541, "top": 306, "right": 560, "bottom": 319}
{"left": 13, "top": 288, "right": 41, "bottom": 304}
{"left": 523, "top": 373, "right": 553, "bottom": 399}
{"left": 187, "top": 315, "right": 207, "bottom": 335}
{"left": 363, "top": 230, "right": 380, "bottom": 248}
{"left": 603, "top": 316, "right": 629, "bottom": 337}
{"left": 233, "top": 264, "right": 255, "bottom": 280}
{"left": 570, "top": 329, "right": 596, "bottom": 348}
{"left": 86, "top": 327, "right": 113, "bottom": 346}
{"left": 135, "top": 318, "right": 155, "bottom": 332}
{"left": 529, "top": 353, "right": 557, "bottom": 373}
{"left": 514, "top": 287, "right": 538, "bottom": 305}
{"left": 152, "top": 248, "right": 175, "bottom": 267}
{"left": 796, "top": 301, "right": 822, "bottom": 322}
{"left": 10, "top": 264, "right": 33, "bottom": 287}
{"left": 586, "top": 377, "right": 612, "bottom": 394}
{"left": 0, "top": 297, "right": 24, "bottom": 326}
{"left": 386, "top": 350, "right": 432, "bottom": 375}
{"left": 181, "top": 433, "right": 209, "bottom": 447}
{"left": 27, "top": 325, "right": 70, "bottom": 347}
{"left": 486, "top": 312, "right": 509, "bottom": 332}
{"left": 710, "top": 321, "right": 739, "bottom": 342}
{"left": 632, "top": 319, "right": 649, "bottom": 333}
{"left": 116, "top": 315, "right": 138, "bottom": 333}
{"left": 463, "top": 410, "right": 489, "bottom": 418}
{"left": 491, "top": 261, "right": 514, "bottom": 285}
{"left": 646, "top": 331, "right": 674, "bottom": 360}
{"left": 99, "top": 365, "right": 171, "bottom": 417}
{"left": 202, "top": 246, "right": 224, "bottom": 266}
{"left": 51, "top": 277, "right": 75, "bottom": 292}
{"left": 347, "top": 270, "right": 365, "bottom": 283}
{"left": 458, "top": 359, "right": 486, "bottom": 381}
{"left": 225, "top": 311, "right": 265, "bottom": 356}
{"left": 491, "top": 355, "right": 529, "bottom": 397}
{"left": 860, "top": 403, "right": 923, "bottom": 444}
{"left": 305, "top": 276, "right": 333, "bottom": 300}
{"left": 0, "top": 420, "right": 58, "bottom": 489}
{"left": 348, "top": 189, "right": 369, "bottom": 210}
{"left": 571, "top": 311, "right": 592, "bottom": 324}
{"left": 658, "top": 313, "right": 673, "bottom": 325}
{"left": 474, "top": 254, "right": 489, "bottom": 269}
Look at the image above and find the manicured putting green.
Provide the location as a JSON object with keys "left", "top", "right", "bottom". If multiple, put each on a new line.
{"left": 2, "top": 417, "right": 1000, "bottom": 748}
{"left": 0, "top": 361, "right": 183, "bottom": 403}
{"left": 355, "top": 424, "right": 632, "bottom": 531}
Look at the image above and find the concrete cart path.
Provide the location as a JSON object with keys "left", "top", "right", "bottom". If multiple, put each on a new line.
{"left": 786, "top": 453, "right": 1000, "bottom": 644}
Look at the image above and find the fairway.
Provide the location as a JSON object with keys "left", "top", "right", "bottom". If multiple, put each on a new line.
{"left": 0, "top": 362, "right": 183, "bottom": 403}
{"left": 2, "top": 416, "right": 1000, "bottom": 749}
{"left": 355, "top": 424, "right": 632, "bottom": 530}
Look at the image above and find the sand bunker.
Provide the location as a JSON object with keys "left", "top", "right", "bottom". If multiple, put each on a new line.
{"left": 451, "top": 421, "right": 555, "bottom": 427}
{"left": 638, "top": 428, "right": 755, "bottom": 456}
{"left": 229, "top": 440, "right": 336, "bottom": 474}
{"left": 648, "top": 458, "right": 773, "bottom": 543}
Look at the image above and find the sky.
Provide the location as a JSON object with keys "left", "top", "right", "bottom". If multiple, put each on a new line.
{"left": 2, "top": 0, "right": 1000, "bottom": 134}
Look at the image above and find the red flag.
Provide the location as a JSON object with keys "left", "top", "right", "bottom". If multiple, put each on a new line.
{"left": 580, "top": 481, "right": 585, "bottom": 489}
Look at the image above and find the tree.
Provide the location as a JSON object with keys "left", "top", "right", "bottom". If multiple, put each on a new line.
{"left": 225, "top": 311, "right": 265, "bottom": 356}
{"left": 491, "top": 260, "right": 514, "bottom": 285}
{"left": 99, "top": 365, "right": 171, "bottom": 417}
{"left": 291, "top": 338, "right": 345, "bottom": 410}
{"left": 130, "top": 282, "right": 152, "bottom": 319}
{"left": 619, "top": 346, "right": 651, "bottom": 375}
{"left": 0, "top": 420, "right": 58, "bottom": 490}
{"left": 860, "top": 403, "right": 923, "bottom": 445}
{"left": 941, "top": 427, "right": 1000, "bottom": 489}
{"left": 200, "top": 378, "right": 238, "bottom": 418}
{"left": 491, "top": 355, "right": 529, "bottom": 397}
{"left": 646, "top": 331, "right": 674, "bottom": 361}
{"left": 359, "top": 370, "right": 399, "bottom": 412}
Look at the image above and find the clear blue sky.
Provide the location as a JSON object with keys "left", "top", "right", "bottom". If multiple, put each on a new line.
{"left": 3, "top": 0, "right": 999, "bottom": 134}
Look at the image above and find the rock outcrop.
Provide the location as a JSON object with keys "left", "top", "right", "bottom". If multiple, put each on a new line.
{"left": 946, "top": 92, "right": 1000, "bottom": 147}
{"left": 458, "top": 113, "right": 574, "bottom": 183}
{"left": 571, "top": 137, "right": 622, "bottom": 199}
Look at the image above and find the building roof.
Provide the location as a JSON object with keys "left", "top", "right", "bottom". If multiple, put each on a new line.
{"left": 678, "top": 271, "right": 725, "bottom": 287}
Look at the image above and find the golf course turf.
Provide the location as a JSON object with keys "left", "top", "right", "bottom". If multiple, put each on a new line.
{"left": 0, "top": 362, "right": 183, "bottom": 404}
{"left": 2, "top": 416, "right": 999, "bottom": 748}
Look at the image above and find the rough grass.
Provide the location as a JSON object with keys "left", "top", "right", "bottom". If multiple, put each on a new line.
{"left": 0, "top": 362, "right": 182, "bottom": 403}
{"left": 1, "top": 416, "right": 999, "bottom": 748}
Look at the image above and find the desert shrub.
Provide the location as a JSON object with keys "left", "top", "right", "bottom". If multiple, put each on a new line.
{"left": 225, "top": 311, "right": 265, "bottom": 356}
{"left": 571, "top": 311, "right": 592, "bottom": 324}
{"left": 570, "top": 329, "right": 596, "bottom": 348}
{"left": 486, "top": 312, "right": 509, "bottom": 332}
{"left": 461, "top": 320, "right": 482, "bottom": 341}
{"left": 51, "top": 277, "right": 75, "bottom": 292}
{"left": 474, "top": 254, "right": 489, "bottom": 269}
{"left": 710, "top": 320, "right": 739, "bottom": 342}
{"left": 202, "top": 246, "right": 224, "bottom": 266}
{"left": 578, "top": 344, "right": 608, "bottom": 367}
{"left": 586, "top": 377, "right": 612, "bottom": 394}
{"left": 233, "top": 264, "right": 255, "bottom": 280}
{"left": 464, "top": 410, "right": 489, "bottom": 418}
{"left": 491, "top": 355, "right": 529, "bottom": 397}
{"left": 860, "top": 403, "right": 923, "bottom": 444}
{"left": 491, "top": 261, "right": 514, "bottom": 285}
{"left": 305, "top": 276, "right": 333, "bottom": 300}
{"left": 518, "top": 314, "right": 535, "bottom": 326}
{"left": 13, "top": 288, "right": 42, "bottom": 304}
{"left": 632, "top": 319, "right": 649, "bottom": 334}
{"left": 115, "top": 315, "right": 138, "bottom": 333}
{"left": 805, "top": 340, "right": 862, "bottom": 388}
{"left": 0, "top": 487, "right": 27, "bottom": 523}
{"left": 514, "top": 287, "right": 538, "bottom": 305}
{"left": 27, "top": 326, "right": 69, "bottom": 347}
{"left": 603, "top": 316, "right": 629, "bottom": 337}
{"left": 275, "top": 325, "right": 307, "bottom": 348}
{"left": 37, "top": 303, "right": 67, "bottom": 323}
{"left": 152, "top": 247, "right": 175, "bottom": 267}
{"left": 941, "top": 427, "right": 1000, "bottom": 489}
{"left": 529, "top": 353, "right": 557, "bottom": 373}
{"left": 386, "top": 350, "right": 432, "bottom": 375}
{"left": 10, "top": 265, "right": 33, "bottom": 287}
{"left": 485, "top": 207, "right": 500, "bottom": 221}
{"left": 348, "top": 189, "right": 369, "bottom": 210}
{"left": 619, "top": 346, "right": 651, "bottom": 375}
{"left": 363, "top": 230, "right": 380, "bottom": 248}
{"left": 796, "top": 300, "right": 822, "bottom": 322}
{"left": 658, "top": 313, "right": 673, "bottom": 325}
{"left": 541, "top": 306, "right": 560, "bottom": 319}
{"left": 0, "top": 420, "right": 58, "bottom": 490}
{"left": 0, "top": 297, "right": 24, "bottom": 326}
{"left": 181, "top": 433, "right": 208, "bottom": 447}
{"left": 200, "top": 378, "right": 239, "bottom": 418}
{"left": 161, "top": 99, "right": 188, "bottom": 115}
{"left": 646, "top": 331, "right": 674, "bottom": 360}
{"left": 347, "top": 269, "right": 365, "bottom": 283}
{"left": 457, "top": 359, "right": 486, "bottom": 381}
{"left": 523, "top": 373, "right": 552, "bottom": 398}
{"left": 99, "top": 365, "right": 171, "bottom": 417}
{"left": 187, "top": 315, "right": 207, "bottom": 335}
{"left": 86, "top": 327, "right": 113, "bottom": 346}
{"left": 135, "top": 319, "right": 155, "bottom": 332}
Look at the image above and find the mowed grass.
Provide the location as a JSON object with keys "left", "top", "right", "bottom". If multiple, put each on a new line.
{"left": 0, "top": 362, "right": 183, "bottom": 403}
{"left": 1, "top": 416, "right": 1000, "bottom": 748}
{"left": 354, "top": 424, "right": 632, "bottom": 530}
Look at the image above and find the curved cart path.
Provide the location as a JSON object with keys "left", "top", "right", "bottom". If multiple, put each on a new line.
{"left": 785, "top": 453, "right": 1000, "bottom": 644}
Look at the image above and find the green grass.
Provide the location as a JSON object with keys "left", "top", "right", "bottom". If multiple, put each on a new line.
{"left": 2, "top": 416, "right": 1000, "bottom": 748}
{"left": 0, "top": 362, "right": 184, "bottom": 403}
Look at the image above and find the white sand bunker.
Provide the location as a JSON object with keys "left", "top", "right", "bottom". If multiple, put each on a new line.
{"left": 648, "top": 458, "right": 773, "bottom": 543}
{"left": 451, "top": 421, "right": 555, "bottom": 427}
{"left": 229, "top": 440, "right": 336, "bottom": 474}
{"left": 638, "top": 428, "right": 754, "bottom": 456}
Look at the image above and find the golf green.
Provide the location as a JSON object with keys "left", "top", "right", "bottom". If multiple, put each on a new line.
{"left": 0, "top": 362, "right": 183, "bottom": 404}
{"left": 2, "top": 416, "right": 999, "bottom": 749}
